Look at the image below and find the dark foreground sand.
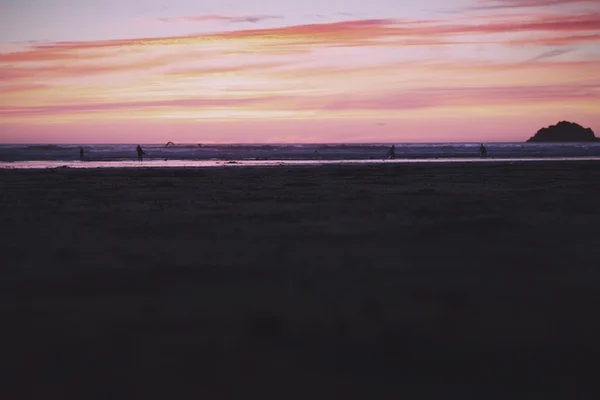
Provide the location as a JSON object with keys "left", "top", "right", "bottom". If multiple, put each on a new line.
{"left": 2, "top": 161, "right": 600, "bottom": 399}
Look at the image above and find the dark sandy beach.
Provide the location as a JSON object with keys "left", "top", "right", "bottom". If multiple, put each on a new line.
{"left": 2, "top": 161, "right": 600, "bottom": 399}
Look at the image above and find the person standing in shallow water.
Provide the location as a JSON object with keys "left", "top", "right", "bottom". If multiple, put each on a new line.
{"left": 136, "top": 145, "right": 144, "bottom": 161}
{"left": 79, "top": 147, "right": 84, "bottom": 161}
{"left": 387, "top": 145, "right": 396, "bottom": 159}
{"left": 480, "top": 144, "right": 487, "bottom": 158}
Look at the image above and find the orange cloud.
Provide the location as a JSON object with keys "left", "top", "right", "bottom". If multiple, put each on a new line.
{"left": 2, "top": 13, "right": 598, "bottom": 63}
{"left": 0, "top": 83, "right": 49, "bottom": 94}
{"left": 0, "top": 46, "right": 112, "bottom": 63}
{"left": 1, "top": 10, "right": 598, "bottom": 137}
{"left": 0, "top": 97, "right": 272, "bottom": 116}
{"left": 215, "top": 13, "right": 600, "bottom": 40}
{"left": 2, "top": 81, "right": 597, "bottom": 119}
{"left": 504, "top": 33, "right": 600, "bottom": 45}
{"left": 0, "top": 56, "right": 176, "bottom": 80}
{"left": 165, "top": 62, "right": 291, "bottom": 78}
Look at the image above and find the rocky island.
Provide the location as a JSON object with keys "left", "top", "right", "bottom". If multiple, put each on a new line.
{"left": 527, "top": 121, "right": 598, "bottom": 143}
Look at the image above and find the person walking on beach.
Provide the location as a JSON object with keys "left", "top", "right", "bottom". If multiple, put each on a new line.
{"left": 480, "top": 144, "right": 487, "bottom": 158}
{"left": 136, "top": 145, "right": 144, "bottom": 162}
{"left": 79, "top": 147, "right": 85, "bottom": 161}
{"left": 387, "top": 145, "right": 396, "bottom": 159}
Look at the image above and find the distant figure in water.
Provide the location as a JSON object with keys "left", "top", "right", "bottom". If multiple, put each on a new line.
{"left": 314, "top": 149, "right": 320, "bottom": 159}
{"left": 480, "top": 144, "right": 487, "bottom": 158}
{"left": 387, "top": 145, "right": 396, "bottom": 159}
{"left": 136, "top": 145, "right": 144, "bottom": 161}
{"left": 79, "top": 147, "right": 84, "bottom": 161}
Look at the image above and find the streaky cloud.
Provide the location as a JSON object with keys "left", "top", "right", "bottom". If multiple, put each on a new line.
{"left": 525, "top": 47, "right": 576, "bottom": 62}
{"left": 154, "top": 14, "right": 283, "bottom": 24}
{"left": 2, "top": 83, "right": 598, "bottom": 117}
{"left": 0, "top": 96, "right": 286, "bottom": 117}
{"left": 470, "top": 0, "right": 600, "bottom": 10}
{"left": 1, "top": 8, "right": 598, "bottom": 133}
{"left": 2, "top": 13, "right": 598, "bottom": 63}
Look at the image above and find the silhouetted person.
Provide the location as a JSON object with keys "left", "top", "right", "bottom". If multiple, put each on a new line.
{"left": 79, "top": 148, "right": 84, "bottom": 161}
{"left": 387, "top": 145, "right": 396, "bottom": 159}
{"left": 137, "top": 145, "right": 144, "bottom": 161}
{"left": 480, "top": 144, "right": 487, "bottom": 158}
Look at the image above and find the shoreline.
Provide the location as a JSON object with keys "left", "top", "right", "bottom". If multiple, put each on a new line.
{"left": 2, "top": 155, "right": 600, "bottom": 169}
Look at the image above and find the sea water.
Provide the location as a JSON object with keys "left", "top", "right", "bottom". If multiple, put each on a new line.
{"left": 1, "top": 143, "right": 600, "bottom": 168}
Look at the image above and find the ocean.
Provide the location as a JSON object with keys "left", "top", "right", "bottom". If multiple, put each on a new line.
{"left": 1, "top": 142, "right": 600, "bottom": 168}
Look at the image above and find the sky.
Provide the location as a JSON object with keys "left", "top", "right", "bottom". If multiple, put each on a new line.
{"left": 0, "top": 0, "right": 599, "bottom": 143}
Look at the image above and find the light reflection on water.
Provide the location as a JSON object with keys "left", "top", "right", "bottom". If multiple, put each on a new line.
{"left": 1, "top": 157, "right": 600, "bottom": 169}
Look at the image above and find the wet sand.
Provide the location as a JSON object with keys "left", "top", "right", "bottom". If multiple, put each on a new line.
{"left": 2, "top": 161, "right": 600, "bottom": 399}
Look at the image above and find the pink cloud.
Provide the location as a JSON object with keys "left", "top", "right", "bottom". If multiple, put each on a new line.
{"left": 0, "top": 83, "right": 49, "bottom": 94}
{"left": 154, "top": 14, "right": 283, "bottom": 24}
{"left": 2, "top": 82, "right": 597, "bottom": 118}
{"left": 0, "top": 96, "right": 287, "bottom": 117}
{"left": 470, "top": 0, "right": 600, "bottom": 10}
{"left": 0, "top": 47, "right": 111, "bottom": 63}
{"left": 387, "top": 13, "right": 600, "bottom": 37}
{"left": 165, "top": 61, "right": 291, "bottom": 77}
{"left": 316, "top": 84, "right": 600, "bottom": 111}
{"left": 504, "top": 33, "right": 600, "bottom": 45}
{"left": 0, "top": 56, "right": 175, "bottom": 80}
{"left": 3, "top": 111, "right": 598, "bottom": 144}
{"left": 2, "top": 13, "right": 598, "bottom": 64}
{"left": 201, "top": 14, "right": 600, "bottom": 44}
{"left": 1, "top": 10, "right": 598, "bottom": 144}
{"left": 267, "top": 59, "right": 600, "bottom": 80}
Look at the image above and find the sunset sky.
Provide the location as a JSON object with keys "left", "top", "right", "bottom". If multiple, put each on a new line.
{"left": 1, "top": 0, "right": 599, "bottom": 143}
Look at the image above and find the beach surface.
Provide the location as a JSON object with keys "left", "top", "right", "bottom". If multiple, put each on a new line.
{"left": 2, "top": 161, "right": 600, "bottom": 399}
